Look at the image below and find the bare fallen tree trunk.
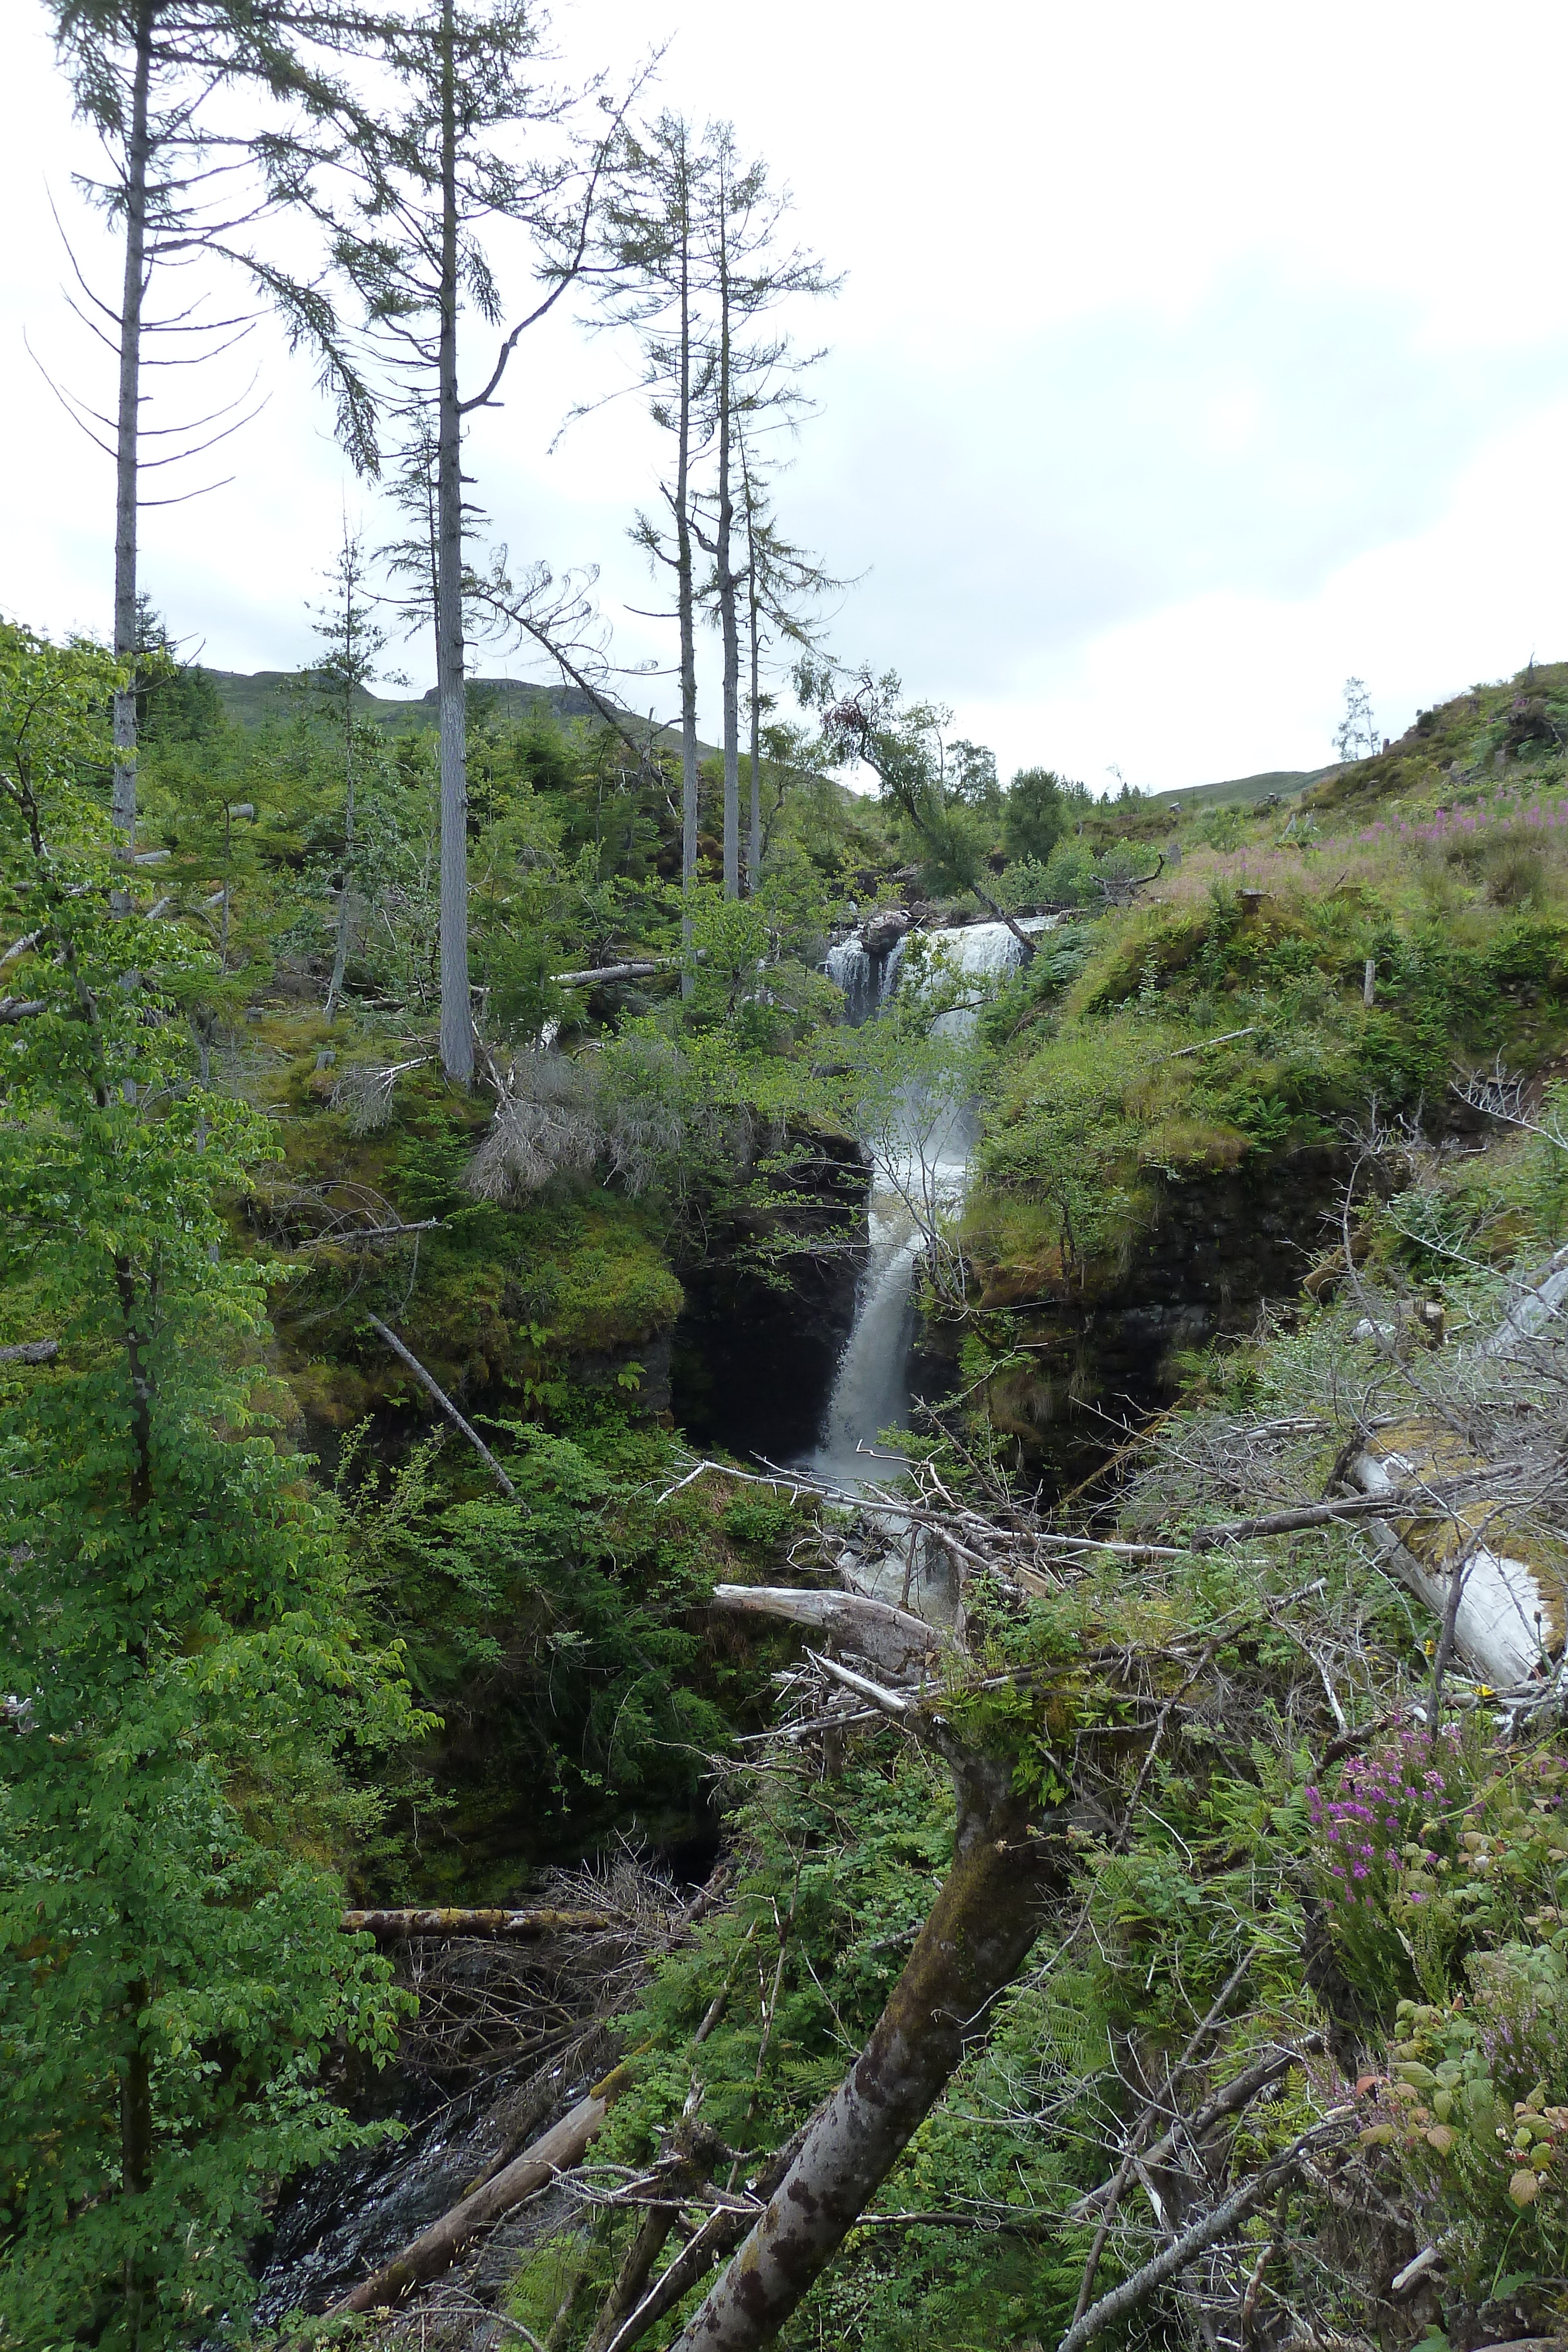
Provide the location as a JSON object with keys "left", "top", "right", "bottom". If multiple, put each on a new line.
{"left": 329, "top": 2062, "right": 630, "bottom": 2314}
{"left": 340, "top": 1906, "right": 614, "bottom": 1939}
{"left": 551, "top": 960, "right": 673, "bottom": 988}
{"left": 1348, "top": 1438, "right": 1566, "bottom": 1688}
{"left": 710, "top": 1585, "right": 951, "bottom": 1679}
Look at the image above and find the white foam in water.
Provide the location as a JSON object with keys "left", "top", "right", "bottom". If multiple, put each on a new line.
{"left": 809, "top": 917, "right": 1058, "bottom": 1490}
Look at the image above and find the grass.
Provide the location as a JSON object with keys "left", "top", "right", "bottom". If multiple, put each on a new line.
{"left": 959, "top": 667, "right": 1568, "bottom": 1335}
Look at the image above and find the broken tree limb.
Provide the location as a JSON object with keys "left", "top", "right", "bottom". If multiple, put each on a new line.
{"left": 1161, "top": 1026, "right": 1259, "bottom": 1061}
{"left": 668, "top": 1741, "right": 1072, "bottom": 2352}
{"left": 806, "top": 1649, "right": 914, "bottom": 1716}
{"left": 1057, "top": 2109, "right": 1355, "bottom": 2352}
{"left": 0, "top": 1339, "right": 59, "bottom": 1365}
{"left": 329, "top": 2062, "right": 632, "bottom": 2314}
{"left": 710, "top": 1585, "right": 949, "bottom": 1681}
{"left": 1186, "top": 1488, "right": 1452, "bottom": 1548}
{"left": 340, "top": 1907, "right": 614, "bottom": 1939}
{"left": 366, "top": 1315, "right": 517, "bottom": 1500}
{"left": 0, "top": 998, "right": 46, "bottom": 1024}
{"left": 551, "top": 959, "right": 673, "bottom": 988}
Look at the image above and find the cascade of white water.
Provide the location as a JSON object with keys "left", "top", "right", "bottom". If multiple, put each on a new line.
{"left": 824, "top": 934, "right": 905, "bottom": 1025}
{"left": 810, "top": 916, "right": 1058, "bottom": 1490}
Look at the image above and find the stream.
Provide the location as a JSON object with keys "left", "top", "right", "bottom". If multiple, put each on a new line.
{"left": 253, "top": 915, "right": 1045, "bottom": 2327}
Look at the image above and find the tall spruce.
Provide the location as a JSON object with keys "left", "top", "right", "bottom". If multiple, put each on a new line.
{"left": 0, "top": 623, "right": 422, "bottom": 2347}
{"left": 691, "top": 128, "right": 834, "bottom": 898}
{"left": 735, "top": 436, "right": 844, "bottom": 891}
{"left": 590, "top": 114, "right": 717, "bottom": 987}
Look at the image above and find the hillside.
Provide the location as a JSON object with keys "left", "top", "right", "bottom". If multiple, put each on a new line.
{"left": 14, "top": 616, "right": 1568, "bottom": 2352}
{"left": 949, "top": 659, "right": 1568, "bottom": 1475}
{"left": 205, "top": 664, "right": 711, "bottom": 756}
{"left": 1163, "top": 760, "right": 1341, "bottom": 811}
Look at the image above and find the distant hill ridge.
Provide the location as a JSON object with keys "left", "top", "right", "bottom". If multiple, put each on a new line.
{"left": 207, "top": 668, "right": 1342, "bottom": 802}
{"left": 203, "top": 667, "right": 690, "bottom": 748}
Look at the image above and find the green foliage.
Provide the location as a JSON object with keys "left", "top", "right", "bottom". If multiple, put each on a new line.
{"left": 336, "top": 1418, "right": 784, "bottom": 1882}
{"left": 0, "top": 625, "right": 424, "bottom": 2341}
{"left": 1001, "top": 766, "right": 1072, "bottom": 866}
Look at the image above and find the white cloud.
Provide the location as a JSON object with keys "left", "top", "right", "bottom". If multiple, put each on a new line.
{"left": 4, "top": 0, "right": 1568, "bottom": 790}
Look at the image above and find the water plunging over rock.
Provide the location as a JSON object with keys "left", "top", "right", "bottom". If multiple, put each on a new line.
{"left": 810, "top": 918, "right": 1054, "bottom": 1487}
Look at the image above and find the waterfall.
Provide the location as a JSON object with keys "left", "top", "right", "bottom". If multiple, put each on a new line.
{"left": 824, "top": 934, "right": 902, "bottom": 1025}
{"left": 810, "top": 916, "right": 1057, "bottom": 1487}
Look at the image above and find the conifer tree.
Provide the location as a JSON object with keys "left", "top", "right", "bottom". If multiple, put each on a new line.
{"left": 0, "top": 624, "right": 422, "bottom": 2345}
{"left": 307, "top": 520, "right": 397, "bottom": 1021}
{"left": 592, "top": 112, "right": 717, "bottom": 987}
{"left": 691, "top": 129, "right": 833, "bottom": 899}
{"left": 45, "top": 0, "right": 376, "bottom": 891}
{"left": 311, "top": 0, "right": 610, "bottom": 1080}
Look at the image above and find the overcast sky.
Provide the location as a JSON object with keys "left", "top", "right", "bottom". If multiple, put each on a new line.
{"left": 4, "top": 0, "right": 1568, "bottom": 790}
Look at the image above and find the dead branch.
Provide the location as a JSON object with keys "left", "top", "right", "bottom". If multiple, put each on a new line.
{"left": 330, "top": 2062, "right": 633, "bottom": 2314}
{"left": 806, "top": 1649, "right": 915, "bottom": 1716}
{"left": 341, "top": 1907, "right": 616, "bottom": 1939}
{"left": 1057, "top": 2109, "right": 1356, "bottom": 2352}
{"left": 293, "top": 1219, "right": 442, "bottom": 1250}
{"left": 366, "top": 1315, "right": 517, "bottom": 1500}
{"left": 1068, "top": 2039, "right": 1327, "bottom": 2221}
{"left": 0, "top": 1339, "right": 59, "bottom": 1364}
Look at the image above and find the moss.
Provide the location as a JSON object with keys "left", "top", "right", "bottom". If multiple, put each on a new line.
{"left": 226, "top": 1031, "right": 687, "bottom": 1433}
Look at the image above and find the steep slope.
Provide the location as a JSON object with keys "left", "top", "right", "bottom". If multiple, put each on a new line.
{"left": 951, "top": 662, "right": 1568, "bottom": 1474}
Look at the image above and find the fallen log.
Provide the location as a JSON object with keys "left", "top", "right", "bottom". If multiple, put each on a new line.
{"left": 710, "top": 1585, "right": 951, "bottom": 1681}
{"left": 340, "top": 1906, "right": 615, "bottom": 1939}
{"left": 0, "top": 1339, "right": 59, "bottom": 1365}
{"left": 1348, "top": 1431, "right": 1566, "bottom": 1689}
{"left": 551, "top": 959, "right": 673, "bottom": 988}
{"left": 329, "top": 2060, "right": 631, "bottom": 2314}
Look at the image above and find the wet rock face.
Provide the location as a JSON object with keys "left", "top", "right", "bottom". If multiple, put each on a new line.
{"left": 858, "top": 907, "right": 911, "bottom": 957}
{"left": 969, "top": 1150, "right": 1346, "bottom": 1486}
{"left": 672, "top": 1130, "right": 870, "bottom": 1461}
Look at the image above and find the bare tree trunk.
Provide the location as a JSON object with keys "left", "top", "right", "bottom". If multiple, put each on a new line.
{"left": 671, "top": 1747, "right": 1062, "bottom": 2352}
{"left": 326, "top": 623, "right": 355, "bottom": 1024}
{"left": 743, "top": 442, "right": 761, "bottom": 895}
{"left": 434, "top": 0, "right": 472, "bottom": 1084}
{"left": 714, "top": 167, "right": 740, "bottom": 901}
{"left": 121, "top": 1996, "right": 153, "bottom": 2343}
{"left": 674, "top": 142, "right": 698, "bottom": 998}
{"left": 112, "top": 1, "right": 155, "bottom": 898}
